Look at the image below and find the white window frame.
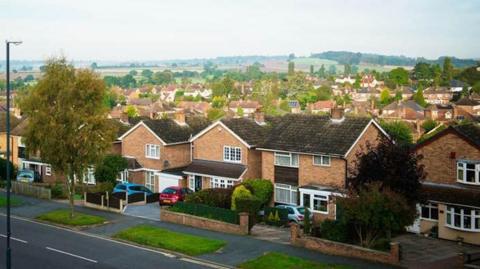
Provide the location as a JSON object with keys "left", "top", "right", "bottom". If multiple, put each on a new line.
{"left": 274, "top": 152, "right": 299, "bottom": 168}
{"left": 45, "top": 166, "right": 52, "bottom": 176}
{"left": 457, "top": 161, "right": 480, "bottom": 185}
{"left": 420, "top": 203, "right": 439, "bottom": 221}
{"left": 145, "top": 144, "right": 160, "bottom": 159}
{"left": 313, "top": 155, "right": 331, "bottom": 167}
{"left": 117, "top": 169, "right": 129, "bottom": 183}
{"left": 188, "top": 175, "right": 195, "bottom": 191}
{"left": 145, "top": 171, "right": 155, "bottom": 191}
{"left": 445, "top": 206, "right": 480, "bottom": 232}
{"left": 210, "top": 177, "right": 235, "bottom": 189}
{"left": 223, "top": 146, "right": 242, "bottom": 163}
{"left": 274, "top": 183, "right": 298, "bottom": 205}
{"left": 83, "top": 167, "right": 96, "bottom": 185}
{"left": 300, "top": 189, "right": 331, "bottom": 214}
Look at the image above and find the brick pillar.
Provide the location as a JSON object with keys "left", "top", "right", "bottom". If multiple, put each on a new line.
{"left": 239, "top": 212, "right": 249, "bottom": 235}
{"left": 290, "top": 223, "right": 301, "bottom": 244}
{"left": 456, "top": 253, "right": 465, "bottom": 269}
{"left": 390, "top": 242, "right": 400, "bottom": 264}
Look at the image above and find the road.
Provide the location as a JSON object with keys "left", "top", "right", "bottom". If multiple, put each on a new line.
{"left": 0, "top": 215, "right": 224, "bottom": 269}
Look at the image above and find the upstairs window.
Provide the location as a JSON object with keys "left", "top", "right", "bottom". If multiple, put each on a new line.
{"left": 313, "top": 155, "right": 331, "bottom": 166}
{"left": 145, "top": 144, "right": 160, "bottom": 159}
{"left": 223, "top": 146, "right": 241, "bottom": 163}
{"left": 457, "top": 161, "right": 480, "bottom": 185}
{"left": 275, "top": 152, "right": 299, "bottom": 167}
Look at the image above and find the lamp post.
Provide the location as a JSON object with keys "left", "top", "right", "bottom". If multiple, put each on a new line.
{"left": 5, "top": 40, "right": 22, "bottom": 269}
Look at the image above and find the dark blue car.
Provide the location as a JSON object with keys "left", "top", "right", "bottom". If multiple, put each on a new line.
{"left": 112, "top": 183, "right": 153, "bottom": 196}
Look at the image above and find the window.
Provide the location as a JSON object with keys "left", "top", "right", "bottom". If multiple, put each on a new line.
{"left": 210, "top": 178, "right": 234, "bottom": 189}
{"left": 457, "top": 161, "right": 480, "bottom": 185}
{"left": 117, "top": 169, "right": 128, "bottom": 183}
{"left": 83, "top": 168, "right": 95, "bottom": 185}
{"left": 313, "top": 195, "right": 328, "bottom": 213}
{"left": 421, "top": 203, "right": 438, "bottom": 221}
{"left": 145, "top": 144, "right": 160, "bottom": 159}
{"left": 313, "top": 155, "right": 331, "bottom": 166}
{"left": 145, "top": 171, "right": 155, "bottom": 191}
{"left": 45, "top": 166, "right": 52, "bottom": 176}
{"left": 274, "top": 183, "right": 298, "bottom": 205}
{"left": 223, "top": 146, "right": 241, "bottom": 163}
{"left": 274, "top": 152, "right": 299, "bottom": 167}
{"left": 446, "top": 206, "right": 480, "bottom": 232}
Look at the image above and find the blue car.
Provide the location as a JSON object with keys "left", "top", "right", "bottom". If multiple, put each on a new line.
{"left": 112, "top": 183, "right": 153, "bottom": 196}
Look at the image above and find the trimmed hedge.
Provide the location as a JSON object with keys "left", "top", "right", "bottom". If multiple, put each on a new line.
{"left": 241, "top": 179, "right": 273, "bottom": 207}
{"left": 231, "top": 185, "right": 252, "bottom": 211}
{"left": 169, "top": 202, "right": 239, "bottom": 224}
{"left": 318, "top": 219, "right": 349, "bottom": 243}
{"left": 184, "top": 188, "right": 233, "bottom": 209}
{"left": 235, "top": 196, "right": 262, "bottom": 229}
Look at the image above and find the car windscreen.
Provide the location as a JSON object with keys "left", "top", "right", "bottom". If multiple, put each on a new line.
{"left": 162, "top": 188, "right": 177, "bottom": 194}
{"left": 297, "top": 207, "right": 305, "bottom": 214}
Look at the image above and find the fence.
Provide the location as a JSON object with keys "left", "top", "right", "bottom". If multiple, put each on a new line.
{"left": 169, "top": 202, "right": 239, "bottom": 224}
{"left": 10, "top": 181, "right": 51, "bottom": 199}
{"left": 84, "top": 192, "right": 124, "bottom": 213}
{"left": 264, "top": 207, "right": 289, "bottom": 226}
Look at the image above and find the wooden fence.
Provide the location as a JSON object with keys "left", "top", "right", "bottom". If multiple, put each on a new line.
{"left": 10, "top": 181, "right": 51, "bottom": 199}
{"left": 84, "top": 192, "right": 125, "bottom": 213}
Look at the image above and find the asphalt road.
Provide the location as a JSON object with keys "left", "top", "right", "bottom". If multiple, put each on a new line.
{"left": 0, "top": 215, "right": 223, "bottom": 269}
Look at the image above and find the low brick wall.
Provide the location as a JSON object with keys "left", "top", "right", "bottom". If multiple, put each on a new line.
{"left": 161, "top": 209, "right": 249, "bottom": 235}
{"left": 290, "top": 224, "right": 400, "bottom": 265}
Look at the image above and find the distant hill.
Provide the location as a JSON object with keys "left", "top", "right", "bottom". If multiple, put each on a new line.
{"left": 310, "top": 51, "right": 479, "bottom": 68}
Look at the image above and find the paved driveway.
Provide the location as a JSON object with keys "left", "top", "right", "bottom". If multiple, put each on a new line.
{"left": 123, "top": 203, "right": 160, "bottom": 221}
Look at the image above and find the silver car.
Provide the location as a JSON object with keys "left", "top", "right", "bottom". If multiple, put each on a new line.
{"left": 275, "top": 205, "right": 313, "bottom": 225}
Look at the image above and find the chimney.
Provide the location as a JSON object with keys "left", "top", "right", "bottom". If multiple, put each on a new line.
{"left": 174, "top": 109, "right": 186, "bottom": 126}
{"left": 331, "top": 107, "right": 345, "bottom": 121}
{"left": 254, "top": 109, "right": 265, "bottom": 125}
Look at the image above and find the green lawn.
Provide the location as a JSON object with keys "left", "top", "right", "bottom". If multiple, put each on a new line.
{"left": 113, "top": 225, "right": 226, "bottom": 256}
{"left": 0, "top": 196, "right": 23, "bottom": 207}
{"left": 36, "top": 209, "right": 106, "bottom": 226}
{"left": 238, "top": 252, "right": 351, "bottom": 269}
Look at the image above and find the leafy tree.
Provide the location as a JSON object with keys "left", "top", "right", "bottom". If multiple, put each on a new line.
{"left": 388, "top": 67, "right": 409, "bottom": 87}
{"left": 236, "top": 106, "right": 244, "bottom": 117}
{"left": 344, "top": 64, "right": 351, "bottom": 76}
{"left": 309, "top": 65, "right": 314, "bottom": 75}
{"left": 121, "top": 74, "right": 136, "bottom": 88}
{"left": 413, "top": 85, "right": 427, "bottom": 107}
{"left": 379, "top": 121, "right": 413, "bottom": 146}
{"left": 421, "top": 119, "right": 438, "bottom": 133}
{"left": 338, "top": 183, "right": 416, "bottom": 248}
{"left": 141, "top": 69, "right": 153, "bottom": 78}
{"left": 318, "top": 64, "right": 326, "bottom": 78}
{"left": 24, "top": 74, "right": 35, "bottom": 82}
{"left": 19, "top": 58, "right": 116, "bottom": 218}
{"left": 129, "top": 70, "right": 138, "bottom": 76}
{"left": 379, "top": 88, "right": 392, "bottom": 105}
{"left": 231, "top": 185, "right": 252, "bottom": 211}
{"left": 441, "top": 57, "right": 454, "bottom": 85}
{"left": 125, "top": 105, "right": 138, "bottom": 118}
{"left": 153, "top": 70, "right": 174, "bottom": 85}
{"left": 211, "top": 96, "right": 227, "bottom": 108}
{"left": 90, "top": 62, "right": 98, "bottom": 70}
{"left": 207, "top": 108, "right": 225, "bottom": 121}
{"left": 348, "top": 138, "right": 424, "bottom": 205}
{"left": 241, "top": 179, "right": 273, "bottom": 208}
{"left": 288, "top": 53, "right": 295, "bottom": 61}
{"left": 94, "top": 154, "right": 128, "bottom": 185}
{"left": 288, "top": 61, "right": 295, "bottom": 76}
{"left": 328, "top": 65, "right": 337, "bottom": 75}
{"left": 394, "top": 91, "right": 402, "bottom": 101}
{"left": 413, "top": 62, "right": 432, "bottom": 80}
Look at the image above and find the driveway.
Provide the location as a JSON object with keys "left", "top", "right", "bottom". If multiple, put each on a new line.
{"left": 123, "top": 203, "right": 160, "bottom": 221}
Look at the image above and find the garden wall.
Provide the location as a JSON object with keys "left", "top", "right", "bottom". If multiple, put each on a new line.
{"left": 290, "top": 224, "right": 400, "bottom": 265}
{"left": 161, "top": 209, "right": 249, "bottom": 235}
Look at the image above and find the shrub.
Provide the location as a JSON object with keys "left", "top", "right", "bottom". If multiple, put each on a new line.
{"left": 264, "top": 207, "right": 289, "bottom": 226}
{"left": 303, "top": 208, "right": 311, "bottom": 235}
{"left": 319, "top": 219, "right": 349, "bottom": 243}
{"left": 421, "top": 119, "right": 438, "bottom": 133}
{"left": 50, "top": 183, "right": 67, "bottom": 199}
{"left": 89, "top": 182, "right": 114, "bottom": 193}
{"left": 231, "top": 185, "right": 252, "bottom": 211}
{"left": 185, "top": 188, "right": 233, "bottom": 209}
{"left": 242, "top": 179, "right": 273, "bottom": 207}
{"left": 95, "top": 154, "right": 128, "bottom": 185}
{"left": 234, "top": 195, "right": 262, "bottom": 230}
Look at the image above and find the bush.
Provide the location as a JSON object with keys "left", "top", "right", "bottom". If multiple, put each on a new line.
{"left": 303, "top": 208, "right": 311, "bottom": 235}
{"left": 421, "top": 119, "right": 438, "bottom": 133}
{"left": 185, "top": 188, "right": 233, "bottom": 209}
{"left": 50, "top": 183, "right": 67, "bottom": 199}
{"left": 169, "top": 202, "right": 239, "bottom": 224}
{"left": 95, "top": 154, "right": 128, "bottom": 185}
{"left": 0, "top": 158, "right": 16, "bottom": 181}
{"left": 88, "top": 182, "right": 114, "bottom": 193}
{"left": 319, "top": 219, "right": 349, "bottom": 243}
{"left": 234, "top": 196, "right": 262, "bottom": 230}
{"left": 242, "top": 179, "right": 273, "bottom": 207}
{"left": 231, "top": 185, "right": 252, "bottom": 211}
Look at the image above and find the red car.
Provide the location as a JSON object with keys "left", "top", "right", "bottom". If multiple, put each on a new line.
{"left": 159, "top": 186, "right": 193, "bottom": 205}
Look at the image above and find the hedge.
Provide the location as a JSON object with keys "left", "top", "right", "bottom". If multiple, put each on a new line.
{"left": 184, "top": 188, "right": 233, "bottom": 209}
{"left": 235, "top": 196, "right": 262, "bottom": 229}
{"left": 169, "top": 202, "right": 239, "bottom": 224}
{"left": 241, "top": 179, "right": 273, "bottom": 207}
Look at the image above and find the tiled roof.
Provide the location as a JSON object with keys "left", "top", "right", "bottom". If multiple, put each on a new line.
{"left": 452, "top": 123, "right": 480, "bottom": 148}
{"left": 142, "top": 119, "right": 202, "bottom": 144}
{"left": 383, "top": 100, "right": 424, "bottom": 112}
{"left": 0, "top": 112, "right": 22, "bottom": 133}
{"left": 455, "top": 97, "right": 480, "bottom": 106}
{"left": 220, "top": 118, "right": 269, "bottom": 146}
{"left": 259, "top": 114, "right": 373, "bottom": 156}
{"left": 422, "top": 182, "right": 480, "bottom": 207}
{"left": 184, "top": 159, "right": 246, "bottom": 179}
{"left": 125, "top": 157, "right": 142, "bottom": 170}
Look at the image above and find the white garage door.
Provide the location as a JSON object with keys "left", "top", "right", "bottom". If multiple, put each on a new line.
{"left": 157, "top": 174, "right": 180, "bottom": 193}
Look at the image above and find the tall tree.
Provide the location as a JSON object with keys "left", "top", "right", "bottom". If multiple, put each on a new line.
{"left": 344, "top": 64, "right": 351, "bottom": 76}
{"left": 288, "top": 61, "right": 295, "bottom": 76}
{"left": 309, "top": 65, "right": 314, "bottom": 75}
{"left": 413, "top": 85, "right": 427, "bottom": 107}
{"left": 441, "top": 57, "right": 454, "bottom": 86}
{"left": 19, "top": 58, "right": 117, "bottom": 218}
{"left": 388, "top": 67, "right": 409, "bottom": 87}
{"left": 318, "top": 64, "right": 326, "bottom": 78}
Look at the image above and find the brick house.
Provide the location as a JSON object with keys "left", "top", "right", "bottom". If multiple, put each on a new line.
{"left": 380, "top": 100, "right": 424, "bottom": 121}
{"left": 307, "top": 100, "right": 335, "bottom": 114}
{"left": 423, "top": 87, "right": 453, "bottom": 105}
{"left": 257, "top": 109, "right": 388, "bottom": 222}
{"left": 414, "top": 123, "right": 480, "bottom": 245}
{"left": 185, "top": 116, "right": 268, "bottom": 192}
{"left": 118, "top": 114, "right": 208, "bottom": 192}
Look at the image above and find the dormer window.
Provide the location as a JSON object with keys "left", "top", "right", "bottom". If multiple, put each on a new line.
{"left": 457, "top": 161, "right": 480, "bottom": 185}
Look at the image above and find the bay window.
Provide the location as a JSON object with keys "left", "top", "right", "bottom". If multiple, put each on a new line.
{"left": 420, "top": 203, "right": 438, "bottom": 221}
{"left": 145, "top": 144, "right": 160, "bottom": 159}
{"left": 446, "top": 206, "right": 480, "bottom": 232}
{"left": 300, "top": 190, "right": 329, "bottom": 214}
{"left": 457, "top": 161, "right": 480, "bottom": 185}
{"left": 274, "top": 183, "right": 298, "bottom": 205}
{"left": 275, "top": 152, "right": 299, "bottom": 167}
{"left": 223, "top": 146, "right": 241, "bottom": 163}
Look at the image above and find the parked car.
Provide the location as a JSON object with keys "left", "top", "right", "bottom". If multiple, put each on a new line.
{"left": 16, "top": 169, "right": 41, "bottom": 183}
{"left": 112, "top": 183, "right": 153, "bottom": 196}
{"left": 275, "top": 205, "right": 312, "bottom": 225}
{"left": 159, "top": 186, "right": 192, "bottom": 205}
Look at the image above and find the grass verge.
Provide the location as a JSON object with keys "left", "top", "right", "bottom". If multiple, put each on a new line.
{"left": 238, "top": 252, "right": 351, "bottom": 269}
{"left": 36, "top": 209, "right": 106, "bottom": 226}
{"left": 113, "top": 225, "right": 226, "bottom": 256}
{"left": 0, "top": 196, "right": 23, "bottom": 207}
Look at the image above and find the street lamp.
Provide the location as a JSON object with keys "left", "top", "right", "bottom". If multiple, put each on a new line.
{"left": 5, "top": 40, "right": 22, "bottom": 269}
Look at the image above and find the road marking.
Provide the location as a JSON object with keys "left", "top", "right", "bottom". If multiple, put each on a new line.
{"left": 179, "top": 257, "right": 230, "bottom": 269}
{"left": 0, "top": 233, "right": 28, "bottom": 244}
{"left": 45, "top": 247, "right": 98, "bottom": 263}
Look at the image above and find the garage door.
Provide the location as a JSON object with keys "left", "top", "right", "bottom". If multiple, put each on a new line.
{"left": 157, "top": 176, "right": 179, "bottom": 193}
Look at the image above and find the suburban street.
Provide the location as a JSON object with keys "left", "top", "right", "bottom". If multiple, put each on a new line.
{"left": 0, "top": 215, "right": 216, "bottom": 269}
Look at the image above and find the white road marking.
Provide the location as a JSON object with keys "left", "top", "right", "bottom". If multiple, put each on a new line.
{"left": 179, "top": 257, "right": 230, "bottom": 269}
{"left": 0, "top": 233, "right": 28, "bottom": 244}
{"left": 45, "top": 247, "right": 98, "bottom": 263}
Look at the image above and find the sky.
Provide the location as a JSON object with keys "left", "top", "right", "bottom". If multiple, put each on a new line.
{"left": 2, "top": 0, "right": 480, "bottom": 61}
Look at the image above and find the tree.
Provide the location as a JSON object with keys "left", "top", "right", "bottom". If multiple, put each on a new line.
{"left": 348, "top": 138, "right": 424, "bottom": 205}
{"left": 288, "top": 61, "right": 295, "bottom": 76}
{"left": 19, "top": 58, "right": 116, "bottom": 218}
{"left": 0, "top": 158, "right": 16, "bottom": 180}
{"left": 441, "top": 57, "right": 453, "bottom": 85}
{"left": 328, "top": 65, "right": 337, "bottom": 75}
{"left": 379, "top": 88, "right": 392, "bottom": 105}
{"left": 141, "top": 69, "right": 153, "bottom": 78}
{"left": 344, "top": 64, "right": 351, "bottom": 76}
{"left": 211, "top": 96, "right": 227, "bottom": 108}
{"left": 413, "top": 85, "right": 427, "bottom": 107}
{"left": 236, "top": 106, "right": 244, "bottom": 117}
{"left": 90, "top": 62, "right": 98, "bottom": 70}
{"left": 129, "top": 70, "right": 138, "bottom": 76}
{"left": 388, "top": 67, "right": 409, "bottom": 87}
{"left": 125, "top": 105, "right": 138, "bottom": 118}
{"left": 207, "top": 108, "right": 225, "bottom": 121}
{"left": 421, "top": 119, "right": 438, "bottom": 133}
{"left": 318, "top": 64, "right": 326, "bottom": 78}
{"left": 379, "top": 121, "right": 413, "bottom": 146}
{"left": 94, "top": 154, "right": 128, "bottom": 185}
{"left": 309, "top": 65, "right": 314, "bottom": 75}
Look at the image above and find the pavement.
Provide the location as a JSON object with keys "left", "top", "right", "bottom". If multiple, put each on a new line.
{"left": 0, "top": 193, "right": 393, "bottom": 269}
{"left": 123, "top": 203, "right": 161, "bottom": 221}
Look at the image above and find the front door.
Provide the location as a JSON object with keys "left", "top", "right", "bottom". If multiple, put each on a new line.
{"left": 194, "top": 176, "right": 202, "bottom": 192}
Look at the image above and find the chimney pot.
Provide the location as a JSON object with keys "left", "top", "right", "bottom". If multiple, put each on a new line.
{"left": 254, "top": 109, "right": 265, "bottom": 125}
{"left": 331, "top": 108, "right": 345, "bottom": 121}
{"left": 174, "top": 109, "right": 186, "bottom": 125}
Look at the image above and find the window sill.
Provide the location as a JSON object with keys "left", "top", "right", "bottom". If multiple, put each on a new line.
{"left": 223, "top": 159, "right": 242, "bottom": 164}
{"left": 145, "top": 156, "right": 161, "bottom": 160}
{"left": 420, "top": 217, "right": 438, "bottom": 222}
{"left": 456, "top": 180, "right": 480, "bottom": 186}
{"left": 274, "top": 164, "right": 299, "bottom": 168}
{"left": 313, "top": 164, "right": 331, "bottom": 167}
{"left": 445, "top": 224, "right": 480, "bottom": 232}
{"left": 310, "top": 209, "right": 328, "bottom": 214}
